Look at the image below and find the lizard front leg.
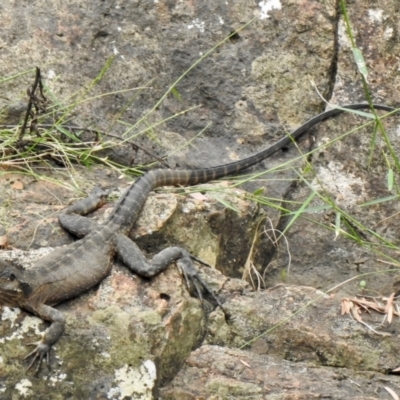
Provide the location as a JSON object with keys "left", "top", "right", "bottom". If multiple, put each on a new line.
{"left": 58, "top": 187, "right": 108, "bottom": 237}
{"left": 58, "top": 214, "right": 97, "bottom": 238}
{"left": 24, "top": 303, "right": 65, "bottom": 372}
{"left": 114, "top": 233, "right": 223, "bottom": 307}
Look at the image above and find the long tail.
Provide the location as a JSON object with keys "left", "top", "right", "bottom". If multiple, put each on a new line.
{"left": 108, "top": 103, "right": 397, "bottom": 228}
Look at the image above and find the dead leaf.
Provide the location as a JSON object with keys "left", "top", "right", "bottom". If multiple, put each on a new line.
{"left": 385, "top": 293, "right": 396, "bottom": 313}
{"left": 342, "top": 294, "right": 400, "bottom": 330}
{"left": 239, "top": 359, "right": 251, "bottom": 368}
{"left": 387, "top": 304, "right": 394, "bottom": 324}
{"left": 350, "top": 304, "right": 363, "bottom": 323}
{"left": 341, "top": 299, "right": 352, "bottom": 315}
{"left": 384, "top": 386, "right": 399, "bottom": 400}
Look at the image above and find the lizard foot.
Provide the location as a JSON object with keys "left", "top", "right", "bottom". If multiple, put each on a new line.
{"left": 24, "top": 341, "right": 51, "bottom": 373}
{"left": 177, "top": 254, "right": 225, "bottom": 311}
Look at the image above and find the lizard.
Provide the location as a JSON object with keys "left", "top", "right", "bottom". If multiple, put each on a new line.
{"left": 0, "top": 103, "right": 397, "bottom": 372}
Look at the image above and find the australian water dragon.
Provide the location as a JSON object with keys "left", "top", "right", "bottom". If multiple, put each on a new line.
{"left": 0, "top": 103, "right": 396, "bottom": 371}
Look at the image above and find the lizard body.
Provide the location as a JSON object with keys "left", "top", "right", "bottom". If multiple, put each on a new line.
{"left": 0, "top": 103, "right": 396, "bottom": 370}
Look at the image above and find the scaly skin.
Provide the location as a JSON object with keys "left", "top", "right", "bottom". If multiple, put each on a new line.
{"left": 0, "top": 104, "right": 396, "bottom": 371}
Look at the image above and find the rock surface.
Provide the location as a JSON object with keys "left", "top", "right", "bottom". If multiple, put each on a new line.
{"left": 160, "top": 345, "right": 400, "bottom": 400}
{"left": 1, "top": 0, "right": 400, "bottom": 399}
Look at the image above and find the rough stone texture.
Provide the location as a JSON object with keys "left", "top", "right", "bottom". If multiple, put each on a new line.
{"left": 0, "top": 0, "right": 335, "bottom": 172}
{"left": 331, "top": 2, "right": 400, "bottom": 105}
{"left": 1, "top": 0, "right": 400, "bottom": 399}
{"left": 0, "top": 253, "right": 206, "bottom": 399}
{"left": 0, "top": 173, "right": 258, "bottom": 399}
{"left": 267, "top": 110, "right": 400, "bottom": 294}
{"left": 160, "top": 345, "right": 400, "bottom": 400}
{"left": 264, "top": 1, "right": 400, "bottom": 295}
{"left": 205, "top": 285, "right": 400, "bottom": 373}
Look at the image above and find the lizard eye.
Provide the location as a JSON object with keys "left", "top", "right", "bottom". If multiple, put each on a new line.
{"left": 8, "top": 273, "right": 16, "bottom": 281}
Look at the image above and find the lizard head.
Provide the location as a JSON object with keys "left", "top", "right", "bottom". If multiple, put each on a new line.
{"left": 0, "top": 260, "right": 31, "bottom": 307}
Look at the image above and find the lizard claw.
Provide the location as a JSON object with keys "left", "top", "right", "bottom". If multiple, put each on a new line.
{"left": 24, "top": 341, "right": 51, "bottom": 373}
{"left": 177, "top": 255, "right": 225, "bottom": 311}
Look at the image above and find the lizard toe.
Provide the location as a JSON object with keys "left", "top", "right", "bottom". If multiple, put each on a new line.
{"left": 177, "top": 256, "right": 225, "bottom": 311}
{"left": 24, "top": 342, "right": 51, "bottom": 373}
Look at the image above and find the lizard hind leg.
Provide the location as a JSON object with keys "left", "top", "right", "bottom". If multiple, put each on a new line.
{"left": 114, "top": 233, "right": 223, "bottom": 308}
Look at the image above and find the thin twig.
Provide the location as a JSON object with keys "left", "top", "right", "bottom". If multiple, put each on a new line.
{"left": 17, "top": 67, "right": 48, "bottom": 146}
